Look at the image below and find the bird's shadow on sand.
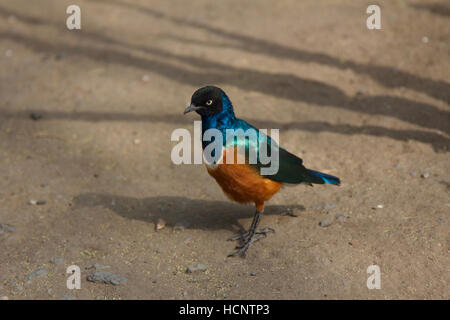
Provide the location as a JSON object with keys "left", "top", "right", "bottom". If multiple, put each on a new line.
{"left": 73, "top": 193, "right": 305, "bottom": 233}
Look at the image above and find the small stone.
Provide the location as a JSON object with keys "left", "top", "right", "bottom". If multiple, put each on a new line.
{"left": 319, "top": 219, "right": 332, "bottom": 227}
{"left": 26, "top": 267, "right": 47, "bottom": 280}
{"left": 142, "top": 75, "right": 149, "bottom": 82}
{"left": 421, "top": 172, "right": 430, "bottom": 179}
{"left": 30, "top": 113, "right": 42, "bottom": 121}
{"left": 250, "top": 272, "right": 257, "bottom": 276}
{"left": 422, "top": 36, "right": 429, "bottom": 43}
{"left": 0, "top": 224, "right": 15, "bottom": 233}
{"left": 49, "top": 257, "right": 63, "bottom": 265}
{"left": 86, "top": 272, "right": 128, "bottom": 285}
{"left": 186, "top": 263, "right": 207, "bottom": 274}
{"left": 133, "top": 138, "right": 141, "bottom": 145}
{"left": 29, "top": 199, "right": 46, "bottom": 205}
{"left": 155, "top": 218, "right": 166, "bottom": 231}
{"left": 336, "top": 214, "right": 347, "bottom": 222}
{"left": 377, "top": 204, "right": 384, "bottom": 209}
{"left": 281, "top": 208, "right": 298, "bottom": 217}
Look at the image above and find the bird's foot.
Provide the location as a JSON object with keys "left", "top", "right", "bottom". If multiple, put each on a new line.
{"left": 227, "top": 227, "right": 274, "bottom": 258}
{"left": 227, "top": 227, "right": 275, "bottom": 242}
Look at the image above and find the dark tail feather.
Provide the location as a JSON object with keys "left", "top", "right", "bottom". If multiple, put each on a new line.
{"left": 307, "top": 169, "right": 340, "bottom": 185}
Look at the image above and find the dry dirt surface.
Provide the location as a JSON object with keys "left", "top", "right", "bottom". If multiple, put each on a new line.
{"left": 0, "top": 0, "right": 449, "bottom": 300}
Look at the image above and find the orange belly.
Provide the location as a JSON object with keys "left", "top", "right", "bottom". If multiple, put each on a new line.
{"left": 206, "top": 148, "right": 282, "bottom": 211}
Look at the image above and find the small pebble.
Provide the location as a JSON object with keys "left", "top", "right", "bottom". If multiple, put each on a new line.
{"left": 26, "top": 267, "right": 47, "bottom": 280}
{"left": 422, "top": 36, "right": 429, "bottom": 43}
{"left": 155, "top": 218, "right": 166, "bottom": 231}
{"left": 29, "top": 199, "right": 46, "bottom": 205}
{"left": 281, "top": 208, "right": 297, "bottom": 217}
{"left": 250, "top": 272, "right": 257, "bottom": 276}
{"left": 421, "top": 172, "right": 430, "bottom": 179}
{"left": 49, "top": 257, "right": 63, "bottom": 265}
{"left": 186, "top": 263, "right": 207, "bottom": 274}
{"left": 133, "top": 138, "right": 141, "bottom": 145}
{"left": 319, "top": 219, "right": 332, "bottom": 227}
{"left": 86, "top": 272, "right": 128, "bottom": 285}
{"left": 377, "top": 204, "right": 384, "bottom": 209}
{"left": 142, "top": 75, "right": 149, "bottom": 82}
{"left": 0, "top": 224, "right": 15, "bottom": 233}
{"left": 336, "top": 214, "right": 347, "bottom": 222}
{"left": 30, "top": 113, "right": 42, "bottom": 121}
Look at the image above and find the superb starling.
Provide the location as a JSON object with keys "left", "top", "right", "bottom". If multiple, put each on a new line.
{"left": 184, "top": 86, "right": 340, "bottom": 257}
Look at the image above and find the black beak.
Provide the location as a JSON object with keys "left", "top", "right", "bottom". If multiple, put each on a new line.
{"left": 183, "top": 104, "right": 202, "bottom": 115}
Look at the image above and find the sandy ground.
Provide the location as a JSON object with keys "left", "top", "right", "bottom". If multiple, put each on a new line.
{"left": 0, "top": 0, "right": 449, "bottom": 300}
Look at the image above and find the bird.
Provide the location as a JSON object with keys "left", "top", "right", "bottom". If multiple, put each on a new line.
{"left": 184, "top": 86, "right": 340, "bottom": 257}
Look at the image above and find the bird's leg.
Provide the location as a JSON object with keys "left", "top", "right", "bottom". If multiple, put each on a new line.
{"left": 228, "top": 208, "right": 272, "bottom": 257}
{"left": 227, "top": 227, "right": 275, "bottom": 241}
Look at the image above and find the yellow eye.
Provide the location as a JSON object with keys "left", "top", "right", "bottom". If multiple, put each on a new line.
{"left": 205, "top": 99, "right": 213, "bottom": 106}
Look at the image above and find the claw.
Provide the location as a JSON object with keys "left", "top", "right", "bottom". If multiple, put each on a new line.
{"left": 227, "top": 208, "right": 273, "bottom": 258}
{"left": 227, "top": 227, "right": 275, "bottom": 242}
{"left": 234, "top": 233, "right": 266, "bottom": 249}
{"left": 227, "top": 227, "right": 275, "bottom": 257}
